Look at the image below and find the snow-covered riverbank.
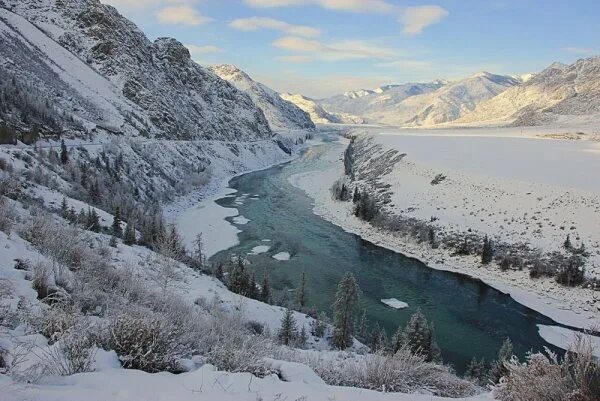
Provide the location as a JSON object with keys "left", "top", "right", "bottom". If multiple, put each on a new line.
{"left": 288, "top": 132, "right": 600, "bottom": 335}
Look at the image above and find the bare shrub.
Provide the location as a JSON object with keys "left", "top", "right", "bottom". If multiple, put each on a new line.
{"left": 497, "top": 333, "right": 600, "bottom": 401}
{"left": 38, "top": 326, "right": 97, "bottom": 376}
{"left": 0, "top": 196, "right": 15, "bottom": 233}
{"left": 38, "top": 304, "right": 80, "bottom": 344}
{"left": 104, "top": 307, "right": 191, "bottom": 373}
{"left": 276, "top": 347, "right": 478, "bottom": 397}
{"left": 206, "top": 331, "right": 274, "bottom": 377}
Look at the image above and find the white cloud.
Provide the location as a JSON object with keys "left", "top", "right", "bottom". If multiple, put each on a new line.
{"left": 273, "top": 36, "right": 396, "bottom": 61}
{"left": 276, "top": 55, "right": 313, "bottom": 63}
{"left": 561, "top": 47, "right": 596, "bottom": 55}
{"left": 244, "top": 0, "right": 394, "bottom": 13}
{"left": 155, "top": 6, "right": 213, "bottom": 26}
{"left": 400, "top": 6, "right": 448, "bottom": 35}
{"left": 230, "top": 17, "right": 321, "bottom": 37}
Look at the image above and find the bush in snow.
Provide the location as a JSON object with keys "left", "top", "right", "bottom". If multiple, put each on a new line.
{"left": 104, "top": 307, "right": 191, "bottom": 373}
{"left": 38, "top": 325, "right": 97, "bottom": 376}
{"left": 0, "top": 196, "right": 16, "bottom": 233}
{"left": 276, "top": 347, "right": 478, "bottom": 397}
{"left": 496, "top": 334, "right": 600, "bottom": 401}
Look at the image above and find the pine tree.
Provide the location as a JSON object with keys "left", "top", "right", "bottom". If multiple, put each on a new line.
{"left": 564, "top": 234, "right": 572, "bottom": 250}
{"left": 247, "top": 272, "right": 258, "bottom": 299}
{"left": 482, "top": 235, "right": 494, "bottom": 264}
{"left": 277, "top": 308, "right": 298, "bottom": 346}
{"left": 370, "top": 322, "right": 388, "bottom": 352}
{"left": 112, "top": 206, "right": 122, "bottom": 238}
{"left": 67, "top": 206, "right": 77, "bottom": 224}
{"left": 488, "top": 338, "right": 513, "bottom": 384}
{"left": 87, "top": 208, "right": 101, "bottom": 233}
{"left": 391, "top": 325, "right": 404, "bottom": 354}
{"left": 60, "top": 139, "right": 68, "bottom": 164}
{"left": 403, "top": 309, "right": 441, "bottom": 362}
{"left": 228, "top": 258, "right": 249, "bottom": 296}
{"left": 465, "top": 357, "right": 487, "bottom": 385}
{"left": 261, "top": 272, "right": 272, "bottom": 303}
{"left": 357, "top": 309, "right": 368, "bottom": 341}
{"left": 298, "top": 271, "right": 307, "bottom": 308}
{"left": 60, "top": 197, "right": 68, "bottom": 217}
{"left": 214, "top": 263, "right": 224, "bottom": 280}
{"left": 298, "top": 326, "right": 308, "bottom": 348}
{"left": 310, "top": 312, "right": 327, "bottom": 338}
{"left": 109, "top": 235, "right": 117, "bottom": 248}
{"left": 332, "top": 272, "right": 360, "bottom": 350}
{"left": 123, "top": 221, "right": 136, "bottom": 245}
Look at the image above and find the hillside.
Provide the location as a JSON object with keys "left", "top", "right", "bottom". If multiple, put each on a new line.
{"left": 279, "top": 93, "right": 365, "bottom": 124}
{"left": 458, "top": 57, "right": 600, "bottom": 126}
{"left": 320, "top": 74, "right": 519, "bottom": 126}
{"left": 210, "top": 64, "right": 315, "bottom": 131}
{"left": 0, "top": 0, "right": 272, "bottom": 141}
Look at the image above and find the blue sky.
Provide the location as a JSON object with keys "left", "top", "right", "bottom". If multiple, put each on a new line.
{"left": 103, "top": 0, "right": 599, "bottom": 98}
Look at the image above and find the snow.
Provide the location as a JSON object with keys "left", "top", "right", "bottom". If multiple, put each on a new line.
{"left": 0, "top": 363, "right": 492, "bottom": 401}
{"left": 537, "top": 325, "right": 600, "bottom": 358}
{"left": 272, "top": 252, "right": 291, "bottom": 261}
{"left": 289, "top": 130, "right": 600, "bottom": 330}
{"left": 381, "top": 298, "right": 409, "bottom": 309}
{"left": 232, "top": 216, "right": 250, "bottom": 225}
{"left": 249, "top": 245, "right": 270, "bottom": 255}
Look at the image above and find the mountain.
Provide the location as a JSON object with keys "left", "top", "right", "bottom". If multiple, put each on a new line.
{"left": 279, "top": 93, "right": 365, "bottom": 124}
{"left": 458, "top": 57, "right": 600, "bottom": 126}
{"left": 0, "top": 0, "right": 272, "bottom": 141}
{"left": 209, "top": 64, "right": 314, "bottom": 131}
{"left": 320, "top": 74, "right": 518, "bottom": 126}
{"left": 320, "top": 82, "right": 445, "bottom": 120}
{"left": 403, "top": 72, "right": 520, "bottom": 126}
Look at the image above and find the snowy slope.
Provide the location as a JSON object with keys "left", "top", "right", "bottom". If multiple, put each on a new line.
{"left": 279, "top": 93, "right": 364, "bottom": 124}
{"left": 0, "top": 0, "right": 272, "bottom": 140}
{"left": 210, "top": 64, "right": 315, "bottom": 131}
{"left": 320, "top": 81, "right": 445, "bottom": 121}
{"left": 320, "top": 74, "right": 518, "bottom": 126}
{"left": 458, "top": 57, "right": 600, "bottom": 126}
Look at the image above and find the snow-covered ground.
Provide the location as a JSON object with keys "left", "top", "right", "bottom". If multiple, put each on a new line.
{"left": 289, "top": 128, "right": 600, "bottom": 334}
{"left": 0, "top": 362, "right": 492, "bottom": 401}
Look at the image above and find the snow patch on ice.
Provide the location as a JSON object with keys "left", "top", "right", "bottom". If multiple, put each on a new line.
{"left": 250, "top": 245, "right": 270, "bottom": 255}
{"left": 273, "top": 252, "right": 291, "bottom": 261}
{"left": 381, "top": 298, "right": 409, "bottom": 309}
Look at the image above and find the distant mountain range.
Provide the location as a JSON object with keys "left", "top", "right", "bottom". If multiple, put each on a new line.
{"left": 281, "top": 57, "right": 600, "bottom": 127}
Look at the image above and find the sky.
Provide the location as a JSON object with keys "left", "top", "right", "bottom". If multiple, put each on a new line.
{"left": 102, "top": 0, "right": 600, "bottom": 98}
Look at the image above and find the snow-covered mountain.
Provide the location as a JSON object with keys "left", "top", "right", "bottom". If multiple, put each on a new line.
{"left": 209, "top": 64, "right": 314, "bottom": 131}
{"left": 458, "top": 57, "right": 600, "bottom": 126}
{"left": 403, "top": 72, "right": 520, "bottom": 126}
{"left": 320, "top": 82, "right": 445, "bottom": 121}
{"left": 320, "top": 74, "right": 519, "bottom": 126}
{"left": 279, "top": 93, "right": 365, "bottom": 124}
{"left": 0, "top": 0, "right": 272, "bottom": 141}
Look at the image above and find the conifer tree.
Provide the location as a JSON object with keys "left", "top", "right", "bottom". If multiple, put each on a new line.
{"left": 310, "top": 312, "right": 327, "bottom": 338}
{"left": 403, "top": 309, "right": 441, "bottom": 362}
{"left": 60, "top": 196, "right": 68, "bottom": 217}
{"left": 392, "top": 325, "right": 404, "bottom": 354}
{"left": 488, "top": 338, "right": 513, "bottom": 383}
{"left": 228, "top": 258, "right": 249, "bottom": 296}
{"left": 60, "top": 139, "right": 68, "bottom": 164}
{"left": 564, "top": 234, "right": 572, "bottom": 250}
{"left": 298, "top": 326, "right": 308, "bottom": 348}
{"left": 357, "top": 309, "right": 368, "bottom": 341}
{"left": 87, "top": 208, "right": 100, "bottom": 232}
{"left": 332, "top": 272, "right": 360, "bottom": 349}
{"left": 298, "top": 271, "right": 307, "bottom": 308}
{"left": 482, "top": 235, "right": 494, "bottom": 264}
{"left": 214, "top": 263, "right": 224, "bottom": 280}
{"left": 370, "top": 322, "right": 388, "bottom": 352}
{"left": 261, "top": 272, "right": 272, "bottom": 303}
{"left": 278, "top": 308, "right": 298, "bottom": 346}
{"left": 465, "top": 357, "right": 487, "bottom": 385}
{"left": 247, "top": 272, "right": 258, "bottom": 299}
{"left": 123, "top": 221, "right": 136, "bottom": 245}
{"left": 112, "top": 206, "right": 122, "bottom": 238}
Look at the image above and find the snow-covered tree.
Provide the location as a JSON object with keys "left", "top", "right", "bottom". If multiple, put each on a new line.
{"left": 332, "top": 272, "right": 360, "bottom": 349}
{"left": 402, "top": 309, "right": 441, "bottom": 362}
{"left": 278, "top": 308, "right": 298, "bottom": 346}
{"left": 489, "top": 337, "right": 513, "bottom": 384}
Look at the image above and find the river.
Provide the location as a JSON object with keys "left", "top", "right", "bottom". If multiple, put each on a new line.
{"left": 212, "top": 135, "right": 563, "bottom": 372}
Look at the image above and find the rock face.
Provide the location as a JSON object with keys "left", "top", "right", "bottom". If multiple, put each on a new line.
{"left": 0, "top": 0, "right": 272, "bottom": 140}
{"left": 458, "top": 57, "right": 600, "bottom": 126}
{"left": 320, "top": 74, "right": 519, "bottom": 126}
{"left": 210, "top": 64, "right": 314, "bottom": 131}
{"left": 279, "top": 93, "right": 364, "bottom": 124}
